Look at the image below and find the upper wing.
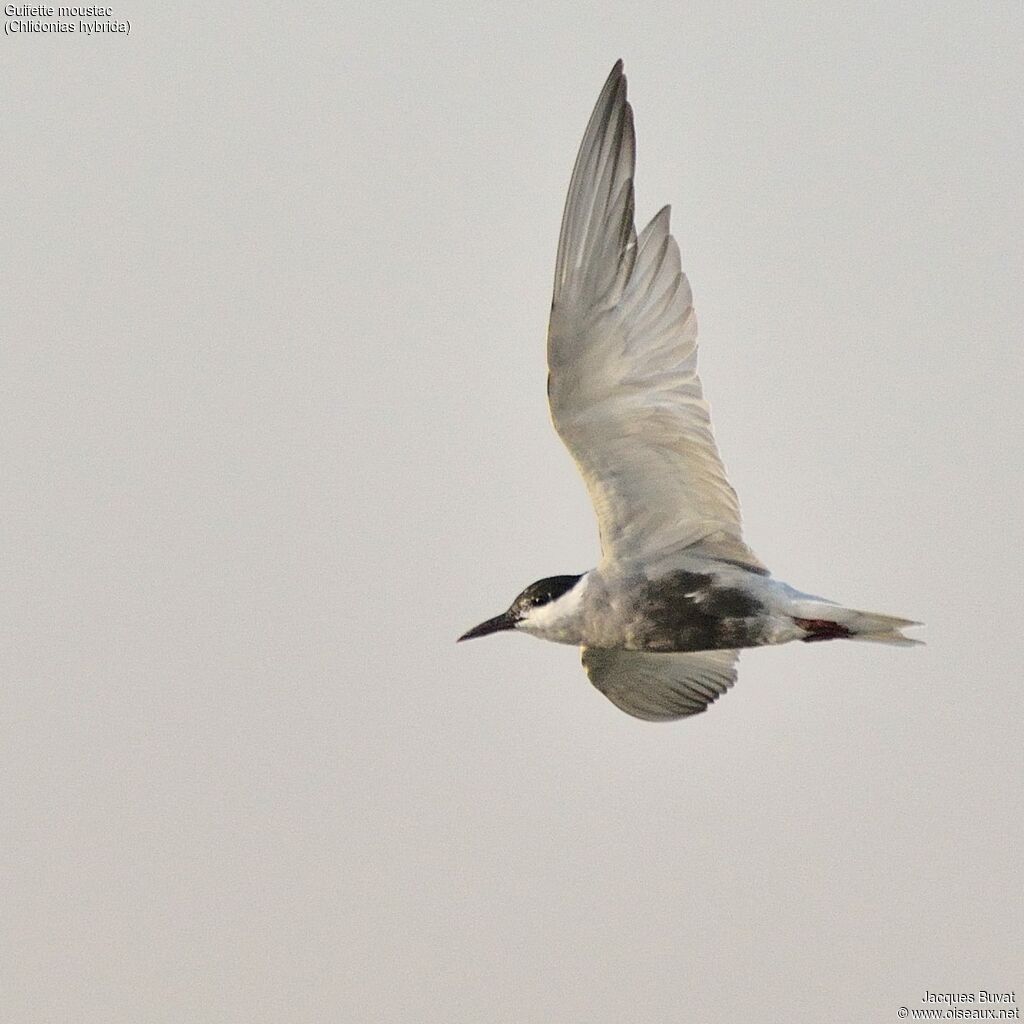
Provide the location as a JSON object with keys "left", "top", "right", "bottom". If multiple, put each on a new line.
{"left": 582, "top": 647, "right": 738, "bottom": 721}
{"left": 548, "top": 61, "right": 765, "bottom": 572}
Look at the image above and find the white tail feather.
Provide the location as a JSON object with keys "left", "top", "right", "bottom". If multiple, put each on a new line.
{"left": 789, "top": 600, "right": 924, "bottom": 647}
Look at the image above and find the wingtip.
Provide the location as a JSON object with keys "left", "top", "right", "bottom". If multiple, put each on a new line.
{"left": 605, "top": 59, "right": 626, "bottom": 90}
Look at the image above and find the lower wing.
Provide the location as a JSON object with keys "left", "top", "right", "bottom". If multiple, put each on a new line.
{"left": 581, "top": 647, "right": 738, "bottom": 721}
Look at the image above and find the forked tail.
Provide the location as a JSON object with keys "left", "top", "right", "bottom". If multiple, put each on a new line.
{"left": 790, "top": 601, "right": 923, "bottom": 646}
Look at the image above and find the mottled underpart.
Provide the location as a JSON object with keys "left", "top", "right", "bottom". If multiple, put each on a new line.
{"left": 626, "top": 569, "right": 768, "bottom": 652}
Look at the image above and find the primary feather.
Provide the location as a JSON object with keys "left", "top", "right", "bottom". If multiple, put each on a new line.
{"left": 547, "top": 60, "right": 765, "bottom": 572}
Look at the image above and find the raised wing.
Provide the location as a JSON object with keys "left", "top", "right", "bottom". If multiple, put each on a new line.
{"left": 548, "top": 61, "right": 765, "bottom": 572}
{"left": 582, "top": 647, "right": 738, "bottom": 721}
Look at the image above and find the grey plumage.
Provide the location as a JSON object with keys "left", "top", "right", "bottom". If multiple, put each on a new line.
{"left": 458, "top": 62, "right": 921, "bottom": 722}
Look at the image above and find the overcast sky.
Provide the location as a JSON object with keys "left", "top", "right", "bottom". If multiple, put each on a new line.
{"left": 2, "top": 2, "right": 1022, "bottom": 1021}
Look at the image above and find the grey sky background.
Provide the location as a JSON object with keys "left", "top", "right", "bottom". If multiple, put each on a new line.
{"left": 2, "top": 2, "right": 1022, "bottom": 1022}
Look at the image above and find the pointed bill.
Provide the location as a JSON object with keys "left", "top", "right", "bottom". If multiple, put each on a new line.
{"left": 457, "top": 611, "right": 516, "bottom": 642}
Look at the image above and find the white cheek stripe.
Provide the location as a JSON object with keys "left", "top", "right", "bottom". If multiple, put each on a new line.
{"left": 522, "top": 571, "right": 590, "bottom": 631}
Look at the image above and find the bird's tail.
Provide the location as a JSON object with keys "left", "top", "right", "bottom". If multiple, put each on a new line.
{"left": 789, "top": 600, "right": 923, "bottom": 647}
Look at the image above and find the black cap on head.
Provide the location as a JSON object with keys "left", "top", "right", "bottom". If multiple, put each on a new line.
{"left": 513, "top": 574, "right": 583, "bottom": 611}
{"left": 457, "top": 573, "right": 583, "bottom": 642}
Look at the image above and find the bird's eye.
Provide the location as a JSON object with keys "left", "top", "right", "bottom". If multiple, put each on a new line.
{"left": 531, "top": 594, "right": 546, "bottom": 606}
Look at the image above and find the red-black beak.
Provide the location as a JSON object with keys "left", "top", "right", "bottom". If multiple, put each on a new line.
{"left": 457, "top": 611, "right": 516, "bottom": 642}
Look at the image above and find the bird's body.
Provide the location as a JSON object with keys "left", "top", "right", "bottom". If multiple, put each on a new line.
{"left": 459, "top": 61, "right": 919, "bottom": 721}
{"left": 513, "top": 559, "right": 912, "bottom": 654}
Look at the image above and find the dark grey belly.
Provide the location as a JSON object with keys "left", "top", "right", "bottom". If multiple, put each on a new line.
{"left": 627, "top": 569, "right": 769, "bottom": 652}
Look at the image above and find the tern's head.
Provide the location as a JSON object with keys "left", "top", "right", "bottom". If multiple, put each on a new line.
{"left": 458, "top": 574, "right": 585, "bottom": 642}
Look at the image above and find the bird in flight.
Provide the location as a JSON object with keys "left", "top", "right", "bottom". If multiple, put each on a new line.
{"left": 459, "top": 61, "right": 920, "bottom": 721}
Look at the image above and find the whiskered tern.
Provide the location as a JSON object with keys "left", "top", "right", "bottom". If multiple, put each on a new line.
{"left": 459, "top": 61, "right": 920, "bottom": 721}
